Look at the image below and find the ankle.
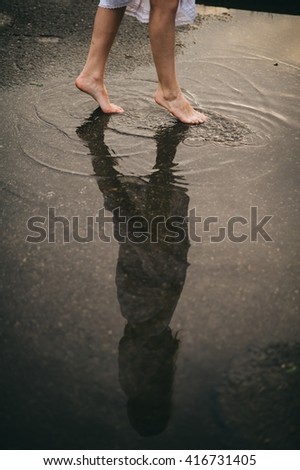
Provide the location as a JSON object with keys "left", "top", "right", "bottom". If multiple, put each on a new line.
{"left": 157, "top": 84, "right": 181, "bottom": 101}
{"left": 77, "top": 72, "right": 104, "bottom": 86}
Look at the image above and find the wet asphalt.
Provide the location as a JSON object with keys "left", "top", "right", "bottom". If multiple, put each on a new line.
{"left": 1, "top": 1, "right": 300, "bottom": 451}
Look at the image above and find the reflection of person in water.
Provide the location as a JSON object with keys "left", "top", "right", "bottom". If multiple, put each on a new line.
{"left": 77, "top": 110, "right": 190, "bottom": 436}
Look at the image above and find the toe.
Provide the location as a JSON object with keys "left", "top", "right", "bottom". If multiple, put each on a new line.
{"left": 196, "top": 113, "right": 207, "bottom": 124}
{"left": 102, "top": 103, "right": 124, "bottom": 114}
{"left": 111, "top": 103, "right": 124, "bottom": 113}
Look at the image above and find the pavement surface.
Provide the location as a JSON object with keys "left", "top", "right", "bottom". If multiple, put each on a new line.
{"left": 1, "top": 1, "right": 300, "bottom": 450}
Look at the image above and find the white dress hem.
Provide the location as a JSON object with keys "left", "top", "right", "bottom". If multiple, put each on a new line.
{"left": 98, "top": 0, "right": 196, "bottom": 26}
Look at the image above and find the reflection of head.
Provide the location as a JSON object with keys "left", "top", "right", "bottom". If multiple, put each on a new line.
{"left": 119, "top": 325, "right": 179, "bottom": 436}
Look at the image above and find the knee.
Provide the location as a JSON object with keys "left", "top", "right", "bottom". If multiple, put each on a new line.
{"left": 150, "top": 0, "right": 179, "bottom": 17}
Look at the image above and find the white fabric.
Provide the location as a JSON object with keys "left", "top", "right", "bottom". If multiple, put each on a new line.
{"left": 98, "top": 0, "right": 196, "bottom": 26}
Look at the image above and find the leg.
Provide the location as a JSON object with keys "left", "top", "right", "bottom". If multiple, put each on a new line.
{"left": 75, "top": 6, "right": 126, "bottom": 113}
{"left": 149, "top": 0, "right": 207, "bottom": 124}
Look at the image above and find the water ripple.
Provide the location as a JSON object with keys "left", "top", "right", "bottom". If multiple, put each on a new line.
{"left": 14, "top": 50, "right": 300, "bottom": 186}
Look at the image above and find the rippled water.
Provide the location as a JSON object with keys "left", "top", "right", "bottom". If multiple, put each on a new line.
{"left": 15, "top": 9, "right": 300, "bottom": 187}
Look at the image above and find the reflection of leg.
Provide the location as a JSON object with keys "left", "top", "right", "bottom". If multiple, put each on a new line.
{"left": 149, "top": 0, "right": 207, "bottom": 125}
{"left": 154, "top": 121, "right": 188, "bottom": 169}
{"left": 75, "top": 7, "right": 126, "bottom": 113}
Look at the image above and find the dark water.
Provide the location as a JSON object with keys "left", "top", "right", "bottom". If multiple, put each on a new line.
{"left": 1, "top": 9, "right": 300, "bottom": 449}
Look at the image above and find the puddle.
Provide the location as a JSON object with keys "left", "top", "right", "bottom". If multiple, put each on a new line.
{"left": 14, "top": 11, "right": 300, "bottom": 188}
{"left": 2, "top": 8, "right": 300, "bottom": 449}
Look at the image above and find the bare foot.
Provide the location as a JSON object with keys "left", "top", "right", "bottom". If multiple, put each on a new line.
{"left": 155, "top": 86, "right": 207, "bottom": 125}
{"left": 75, "top": 74, "right": 124, "bottom": 114}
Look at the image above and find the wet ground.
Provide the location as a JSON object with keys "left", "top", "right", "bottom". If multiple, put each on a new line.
{"left": 1, "top": 2, "right": 300, "bottom": 450}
